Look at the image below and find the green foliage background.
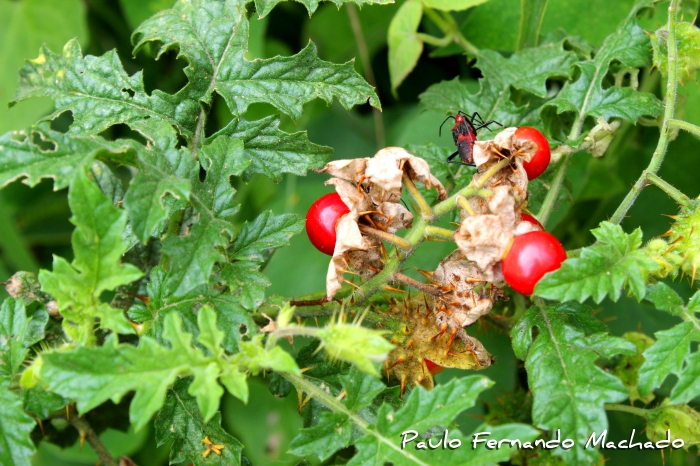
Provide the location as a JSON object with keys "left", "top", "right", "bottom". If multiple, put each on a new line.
{"left": 2, "top": 0, "right": 700, "bottom": 464}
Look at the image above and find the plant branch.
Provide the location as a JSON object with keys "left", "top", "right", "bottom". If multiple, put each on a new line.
{"left": 609, "top": 0, "right": 679, "bottom": 225}
{"left": 346, "top": 4, "right": 386, "bottom": 149}
{"left": 425, "top": 225, "right": 454, "bottom": 239}
{"left": 282, "top": 372, "right": 432, "bottom": 466}
{"left": 646, "top": 172, "right": 690, "bottom": 205}
{"left": 393, "top": 272, "right": 443, "bottom": 297}
{"left": 66, "top": 408, "right": 119, "bottom": 466}
{"left": 358, "top": 225, "right": 412, "bottom": 250}
{"left": 604, "top": 403, "right": 651, "bottom": 418}
{"left": 668, "top": 118, "right": 700, "bottom": 137}
{"left": 402, "top": 173, "right": 433, "bottom": 219}
{"left": 537, "top": 153, "right": 572, "bottom": 227}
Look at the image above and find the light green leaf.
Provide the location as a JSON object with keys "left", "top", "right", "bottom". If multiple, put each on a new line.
{"left": 133, "top": 0, "right": 380, "bottom": 122}
{"left": 197, "top": 306, "right": 225, "bottom": 360}
{"left": 516, "top": 0, "right": 549, "bottom": 49}
{"left": 0, "top": 379, "right": 36, "bottom": 466}
{"left": 421, "top": 0, "right": 487, "bottom": 11}
{"left": 671, "top": 351, "right": 700, "bottom": 403}
{"left": 645, "top": 282, "right": 685, "bottom": 315}
{"left": 235, "top": 335, "right": 301, "bottom": 375}
{"left": 220, "top": 262, "right": 271, "bottom": 311}
{"left": 253, "top": 0, "right": 394, "bottom": 18}
{"left": 512, "top": 302, "right": 635, "bottom": 464}
{"left": 230, "top": 211, "right": 305, "bottom": 262}
{"left": 190, "top": 362, "right": 224, "bottom": 422}
{"left": 388, "top": 0, "right": 423, "bottom": 91}
{"left": 39, "top": 168, "right": 142, "bottom": 337}
{"left": 155, "top": 377, "right": 243, "bottom": 466}
{"left": 220, "top": 366, "right": 249, "bottom": 403}
{"left": 534, "top": 222, "right": 658, "bottom": 303}
{"left": 209, "top": 115, "right": 332, "bottom": 182}
{"left": 0, "top": 124, "right": 134, "bottom": 190}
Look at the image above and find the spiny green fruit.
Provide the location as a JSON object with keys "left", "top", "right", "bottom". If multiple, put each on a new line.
{"left": 651, "top": 22, "right": 700, "bottom": 85}
{"left": 645, "top": 401, "right": 700, "bottom": 449}
{"left": 667, "top": 201, "right": 700, "bottom": 283}
{"left": 643, "top": 238, "right": 682, "bottom": 279}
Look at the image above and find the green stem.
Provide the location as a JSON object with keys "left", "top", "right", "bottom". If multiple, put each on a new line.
{"left": 416, "top": 32, "right": 453, "bottom": 47}
{"left": 646, "top": 173, "right": 690, "bottom": 205}
{"left": 402, "top": 173, "right": 433, "bottom": 219}
{"left": 668, "top": 118, "right": 700, "bottom": 138}
{"left": 604, "top": 403, "right": 651, "bottom": 418}
{"left": 358, "top": 225, "right": 412, "bottom": 250}
{"left": 425, "top": 225, "right": 454, "bottom": 239}
{"left": 423, "top": 6, "right": 452, "bottom": 32}
{"left": 282, "top": 372, "right": 432, "bottom": 466}
{"left": 537, "top": 154, "right": 572, "bottom": 227}
{"left": 66, "top": 408, "right": 119, "bottom": 466}
{"left": 393, "top": 272, "right": 442, "bottom": 297}
{"left": 609, "top": 0, "right": 679, "bottom": 225}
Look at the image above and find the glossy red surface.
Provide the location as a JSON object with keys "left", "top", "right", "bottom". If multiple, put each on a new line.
{"left": 424, "top": 358, "right": 445, "bottom": 375}
{"left": 502, "top": 231, "right": 566, "bottom": 296}
{"left": 520, "top": 213, "right": 544, "bottom": 231}
{"left": 305, "top": 193, "right": 350, "bottom": 256}
{"left": 515, "top": 126, "right": 551, "bottom": 180}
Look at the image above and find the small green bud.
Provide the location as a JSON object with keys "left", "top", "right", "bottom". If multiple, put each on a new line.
{"left": 643, "top": 238, "right": 682, "bottom": 279}
{"left": 668, "top": 201, "right": 700, "bottom": 283}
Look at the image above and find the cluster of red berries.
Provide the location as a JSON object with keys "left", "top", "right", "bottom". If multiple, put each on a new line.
{"left": 305, "top": 125, "right": 565, "bottom": 297}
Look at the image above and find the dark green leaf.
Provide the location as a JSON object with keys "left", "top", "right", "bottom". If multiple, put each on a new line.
{"left": 0, "top": 379, "right": 36, "bottom": 466}
{"left": 230, "top": 211, "right": 305, "bottom": 262}
{"left": 155, "top": 377, "right": 243, "bottom": 466}
{"left": 516, "top": 0, "right": 549, "bottom": 49}
{"left": 22, "top": 385, "right": 68, "bottom": 418}
{"left": 288, "top": 411, "right": 352, "bottom": 461}
{"left": 512, "top": 302, "right": 635, "bottom": 464}
{"left": 254, "top": 0, "right": 393, "bottom": 18}
{"left": 534, "top": 222, "right": 658, "bottom": 303}
{"left": 210, "top": 115, "right": 332, "bottom": 182}
{"left": 220, "top": 262, "right": 271, "bottom": 311}
{"left": 0, "top": 299, "right": 48, "bottom": 378}
{"left": 645, "top": 282, "right": 685, "bottom": 315}
{"left": 340, "top": 367, "right": 385, "bottom": 411}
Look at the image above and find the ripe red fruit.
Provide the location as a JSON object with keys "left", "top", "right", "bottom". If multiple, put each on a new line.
{"left": 424, "top": 358, "right": 445, "bottom": 375}
{"left": 502, "top": 231, "right": 566, "bottom": 296}
{"left": 306, "top": 193, "right": 350, "bottom": 256}
{"left": 520, "top": 213, "right": 544, "bottom": 231}
{"left": 515, "top": 126, "right": 550, "bottom": 180}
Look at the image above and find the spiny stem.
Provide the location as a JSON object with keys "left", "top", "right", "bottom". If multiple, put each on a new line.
{"left": 455, "top": 195, "right": 476, "bottom": 216}
{"left": 646, "top": 172, "right": 690, "bottom": 205}
{"left": 358, "top": 225, "right": 412, "bottom": 250}
{"left": 65, "top": 408, "right": 119, "bottom": 466}
{"left": 434, "top": 158, "right": 510, "bottom": 217}
{"left": 402, "top": 173, "right": 433, "bottom": 219}
{"left": 610, "top": 0, "right": 679, "bottom": 225}
{"left": 393, "top": 272, "right": 443, "bottom": 297}
{"left": 281, "top": 372, "right": 432, "bottom": 466}
{"left": 425, "top": 225, "right": 454, "bottom": 239}
{"left": 604, "top": 403, "right": 651, "bottom": 418}
{"left": 537, "top": 153, "right": 572, "bottom": 227}
{"left": 346, "top": 3, "right": 385, "bottom": 149}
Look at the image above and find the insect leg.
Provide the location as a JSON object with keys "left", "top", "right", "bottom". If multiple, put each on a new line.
{"left": 475, "top": 120, "right": 504, "bottom": 132}
{"left": 446, "top": 150, "right": 474, "bottom": 166}
{"left": 439, "top": 115, "right": 456, "bottom": 137}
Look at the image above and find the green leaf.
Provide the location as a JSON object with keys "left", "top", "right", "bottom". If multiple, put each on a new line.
{"left": 230, "top": 211, "right": 305, "bottom": 263}
{"left": 155, "top": 377, "right": 243, "bottom": 466}
{"left": 645, "top": 282, "right": 685, "bottom": 315}
{"left": 22, "top": 385, "right": 68, "bottom": 418}
{"left": 464, "top": 423, "right": 541, "bottom": 465}
{"left": 209, "top": 116, "right": 332, "bottom": 182}
{"left": 197, "top": 306, "right": 225, "bottom": 360}
{"left": 349, "top": 376, "right": 493, "bottom": 465}
{"left": 340, "top": 366, "right": 386, "bottom": 411}
{"left": 220, "top": 262, "right": 271, "bottom": 311}
{"left": 0, "top": 299, "right": 48, "bottom": 378}
{"left": 534, "top": 222, "right": 658, "bottom": 303}
{"left": 544, "top": 7, "right": 663, "bottom": 129}
{"left": 133, "top": 0, "right": 380, "bottom": 122}
{"left": 638, "top": 321, "right": 700, "bottom": 397}
{"left": 11, "top": 39, "right": 188, "bottom": 136}
{"left": 0, "top": 379, "right": 36, "bottom": 466}
{"left": 39, "top": 168, "right": 142, "bottom": 338}
{"left": 516, "top": 0, "right": 549, "bottom": 49}
{"left": 123, "top": 122, "right": 195, "bottom": 242}
{"left": 134, "top": 267, "right": 254, "bottom": 353}
{"left": 288, "top": 411, "right": 352, "bottom": 461}
{"left": 0, "top": 124, "right": 134, "bottom": 190}
{"left": 671, "top": 350, "right": 700, "bottom": 404}
{"left": 388, "top": 0, "right": 423, "bottom": 91}
{"left": 253, "top": 0, "right": 393, "bottom": 18}
{"left": 162, "top": 138, "right": 249, "bottom": 296}
{"left": 512, "top": 302, "right": 635, "bottom": 464}
{"left": 0, "top": 0, "right": 87, "bottom": 134}
{"left": 609, "top": 332, "right": 655, "bottom": 404}
{"left": 235, "top": 335, "right": 301, "bottom": 375}
{"left": 421, "top": 0, "right": 487, "bottom": 11}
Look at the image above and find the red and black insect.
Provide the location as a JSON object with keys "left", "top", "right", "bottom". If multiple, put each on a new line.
{"left": 439, "top": 111, "right": 502, "bottom": 166}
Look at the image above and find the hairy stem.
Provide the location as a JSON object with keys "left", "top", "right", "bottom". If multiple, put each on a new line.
{"left": 393, "top": 272, "right": 443, "bottom": 297}
{"left": 537, "top": 154, "right": 572, "bottom": 227}
{"left": 425, "top": 225, "right": 454, "bottom": 239}
{"left": 610, "top": 0, "right": 679, "bottom": 225}
{"left": 346, "top": 4, "right": 386, "bottom": 149}
{"left": 668, "top": 118, "right": 700, "bottom": 137}
{"left": 604, "top": 403, "right": 651, "bottom": 418}
{"left": 282, "top": 372, "right": 431, "bottom": 466}
{"left": 402, "top": 173, "right": 434, "bottom": 219}
{"left": 646, "top": 172, "right": 690, "bottom": 205}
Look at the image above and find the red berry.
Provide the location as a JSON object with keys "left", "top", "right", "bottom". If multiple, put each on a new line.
{"left": 502, "top": 231, "right": 566, "bottom": 296}
{"left": 515, "top": 126, "right": 550, "bottom": 180}
{"left": 520, "top": 213, "right": 544, "bottom": 231}
{"left": 424, "top": 358, "right": 445, "bottom": 375}
{"left": 306, "top": 193, "right": 350, "bottom": 256}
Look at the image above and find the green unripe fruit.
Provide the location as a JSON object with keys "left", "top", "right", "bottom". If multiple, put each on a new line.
{"left": 668, "top": 201, "right": 700, "bottom": 282}
{"left": 643, "top": 238, "right": 682, "bottom": 279}
{"left": 646, "top": 401, "right": 700, "bottom": 449}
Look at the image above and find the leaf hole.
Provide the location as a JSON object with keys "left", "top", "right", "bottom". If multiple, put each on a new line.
{"left": 122, "top": 88, "right": 136, "bottom": 98}
{"left": 9, "top": 131, "right": 28, "bottom": 143}
{"left": 198, "top": 165, "right": 207, "bottom": 182}
{"left": 239, "top": 323, "right": 248, "bottom": 336}
{"left": 138, "top": 48, "right": 189, "bottom": 96}
{"left": 50, "top": 111, "right": 74, "bottom": 133}
{"left": 31, "top": 132, "right": 57, "bottom": 152}
{"left": 98, "top": 124, "right": 147, "bottom": 146}
{"left": 204, "top": 91, "right": 233, "bottom": 138}
{"left": 175, "top": 132, "right": 188, "bottom": 149}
